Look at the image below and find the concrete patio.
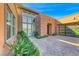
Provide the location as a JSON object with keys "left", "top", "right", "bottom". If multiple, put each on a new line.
{"left": 29, "top": 35, "right": 79, "bottom": 56}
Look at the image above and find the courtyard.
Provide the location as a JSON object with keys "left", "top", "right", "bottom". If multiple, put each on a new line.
{"left": 0, "top": 3, "right": 79, "bottom": 56}
{"left": 30, "top": 35, "right": 79, "bottom": 56}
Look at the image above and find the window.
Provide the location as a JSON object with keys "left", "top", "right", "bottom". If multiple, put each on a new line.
{"left": 5, "top": 5, "right": 15, "bottom": 40}
{"left": 22, "top": 12, "right": 36, "bottom": 36}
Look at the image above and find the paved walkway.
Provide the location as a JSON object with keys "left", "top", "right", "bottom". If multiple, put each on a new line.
{"left": 29, "top": 35, "right": 79, "bottom": 56}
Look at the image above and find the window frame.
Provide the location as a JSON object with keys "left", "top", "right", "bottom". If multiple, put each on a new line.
{"left": 4, "top": 4, "right": 15, "bottom": 43}
{"left": 21, "top": 12, "right": 35, "bottom": 36}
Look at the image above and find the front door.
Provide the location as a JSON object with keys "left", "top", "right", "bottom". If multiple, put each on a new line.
{"left": 47, "top": 24, "right": 52, "bottom": 35}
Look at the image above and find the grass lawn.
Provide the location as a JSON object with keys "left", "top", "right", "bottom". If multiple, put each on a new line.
{"left": 72, "top": 28, "right": 79, "bottom": 35}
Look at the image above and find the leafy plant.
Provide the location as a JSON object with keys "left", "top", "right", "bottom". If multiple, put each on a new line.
{"left": 34, "top": 32, "right": 39, "bottom": 38}
{"left": 11, "top": 31, "right": 39, "bottom": 56}
{"left": 34, "top": 32, "right": 48, "bottom": 39}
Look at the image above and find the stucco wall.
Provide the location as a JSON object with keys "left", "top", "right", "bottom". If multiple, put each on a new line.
{"left": 0, "top": 3, "right": 18, "bottom": 55}
{"left": 16, "top": 6, "right": 22, "bottom": 31}
{"left": 0, "top": 3, "right": 5, "bottom": 55}
{"left": 58, "top": 12, "right": 79, "bottom": 24}
{"left": 37, "top": 14, "right": 57, "bottom": 36}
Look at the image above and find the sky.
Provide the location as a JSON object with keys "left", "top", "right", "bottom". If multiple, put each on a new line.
{"left": 23, "top": 3, "right": 79, "bottom": 19}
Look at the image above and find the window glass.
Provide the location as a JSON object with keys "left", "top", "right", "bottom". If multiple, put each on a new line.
{"left": 28, "top": 24, "right": 31, "bottom": 29}
{"left": 28, "top": 17, "right": 32, "bottom": 23}
{"left": 5, "top": 5, "right": 15, "bottom": 40}
{"left": 28, "top": 24, "right": 32, "bottom": 36}
{"left": 7, "top": 24, "right": 11, "bottom": 40}
{"left": 22, "top": 23, "right": 27, "bottom": 33}
{"left": 22, "top": 13, "right": 28, "bottom": 23}
{"left": 22, "top": 16, "right": 27, "bottom": 23}
{"left": 28, "top": 29, "right": 32, "bottom": 36}
{"left": 6, "top": 9, "right": 11, "bottom": 25}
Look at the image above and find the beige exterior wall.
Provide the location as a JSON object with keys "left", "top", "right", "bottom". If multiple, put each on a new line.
{"left": 58, "top": 12, "right": 79, "bottom": 24}
{"left": 37, "top": 14, "right": 57, "bottom": 36}
{"left": 0, "top": 3, "right": 18, "bottom": 55}
{"left": 16, "top": 5, "right": 23, "bottom": 31}
{"left": 0, "top": 3, "right": 5, "bottom": 55}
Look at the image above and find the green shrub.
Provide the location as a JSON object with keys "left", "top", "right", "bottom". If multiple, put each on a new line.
{"left": 34, "top": 32, "right": 48, "bottom": 39}
{"left": 34, "top": 32, "right": 39, "bottom": 38}
{"left": 11, "top": 31, "right": 39, "bottom": 56}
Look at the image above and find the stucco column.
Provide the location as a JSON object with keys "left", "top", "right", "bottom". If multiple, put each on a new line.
{"left": 0, "top": 4, "right": 4, "bottom": 55}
